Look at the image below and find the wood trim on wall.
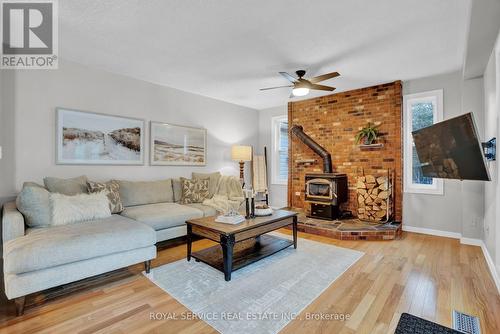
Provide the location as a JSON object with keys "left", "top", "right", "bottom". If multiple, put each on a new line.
{"left": 287, "top": 101, "right": 293, "bottom": 208}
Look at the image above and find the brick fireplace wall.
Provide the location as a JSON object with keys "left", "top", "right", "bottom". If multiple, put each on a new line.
{"left": 288, "top": 81, "right": 403, "bottom": 221}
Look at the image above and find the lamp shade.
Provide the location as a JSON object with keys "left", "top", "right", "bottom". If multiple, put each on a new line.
{"left": 231, "top": 145, "right": 252, "bottom": 162}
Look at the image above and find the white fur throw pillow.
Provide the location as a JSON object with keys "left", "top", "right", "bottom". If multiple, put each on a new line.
{"left": 50, "top": 192, "right": 112, "bottom": 226}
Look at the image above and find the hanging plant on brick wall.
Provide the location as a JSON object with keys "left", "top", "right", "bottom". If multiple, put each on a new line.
{"left": 355, "top": 122, "right": 382, "bottom": 145}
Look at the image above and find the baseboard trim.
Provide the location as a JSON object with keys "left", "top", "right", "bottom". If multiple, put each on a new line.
{"left": 459, "top": 237, "right": 483, "bottom": 246}
{"left": 402, "top": 225, "right": 462, "bottom": 239}
{"left": 478, "top": 242, "right": 500, "bottom": 294}
{"left": 403, "top": 225, "right": 500, "bottom": 293}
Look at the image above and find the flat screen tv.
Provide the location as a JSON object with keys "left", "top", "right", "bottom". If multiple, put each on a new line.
{"left": 412, "top": 112, "right": 490, "bottom": 181}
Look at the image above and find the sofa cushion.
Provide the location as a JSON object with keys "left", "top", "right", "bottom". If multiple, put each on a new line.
{"left": 116, "top": 179, "right": 174, "bottom": 207}
{"left": 172, "top": 178, "right": 182, "bottom": 203}
{"left": 120, "top": 203, "right": 203, "bottom": 230}
{"left": 44, "top": 175, "right": 88, "bottom": 195}
{"left": 3, "top": 215, "right": 156, "bottom": 274}
{"left": 184, "top": 203, "right": 217, "bottom": 217}
{"left": 16, "top": 182, "right": 51, "bottom": 228}
{"left": 192, "top": 172, "right": 221, "bottom": 198}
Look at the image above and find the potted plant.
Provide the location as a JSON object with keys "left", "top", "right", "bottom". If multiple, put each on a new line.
{"left": 355, "top": 122, "right": 381, "bottom": 145}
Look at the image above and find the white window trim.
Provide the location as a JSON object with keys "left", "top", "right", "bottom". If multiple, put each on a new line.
{"left": 271, "top": 115, "right": 288, "bottom": 185}
{"left": 403, "top": 89, "right": 444, "bottom": 195}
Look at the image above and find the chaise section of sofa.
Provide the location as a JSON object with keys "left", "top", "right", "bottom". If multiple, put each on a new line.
{"left": 2, "top": 202, "right": 157, "bottom": 315}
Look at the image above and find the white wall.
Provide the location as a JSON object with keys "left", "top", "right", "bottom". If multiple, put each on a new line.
{"left": 258, "top": 105, "right": 288, "bottom": 208}
{"left": 0, "top": 71, "right": 17, "bottom": 204}
{"left": 494, "top": 32, "right": 500, "bottom": 279}
{"left": 461, "top": 77, "right": 487, "bottom": 239}
{"left": 1, "top": 60, "right": 258, "bottom": 194}
{"left": 483, "top": 31, "right": 500, "bottom": 276}
{"left": 403, "top": 71, "right": 485, "bottom": 238}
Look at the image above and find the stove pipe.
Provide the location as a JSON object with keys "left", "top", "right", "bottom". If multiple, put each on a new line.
{"left": 291, "top": 125, "right": 333, "bottom": 173}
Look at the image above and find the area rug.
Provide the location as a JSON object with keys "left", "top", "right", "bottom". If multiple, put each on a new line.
{"left": 145, "top": 233, "right": 363, "bottom": 334}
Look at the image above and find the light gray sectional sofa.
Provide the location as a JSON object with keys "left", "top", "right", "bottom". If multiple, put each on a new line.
{"left": 1, "top": 176, "right": 218, "bottom": 316}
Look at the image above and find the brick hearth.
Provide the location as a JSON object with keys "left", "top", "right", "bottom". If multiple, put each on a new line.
{"left": 289, "top": 210, "right": 402, "bottom": 241}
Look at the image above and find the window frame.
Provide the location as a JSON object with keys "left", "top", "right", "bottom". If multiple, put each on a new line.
{"left": 403, "top": 89, "right": 444, "bottom": 195}
{"left": 271, "top": 115, "right": 288, "bottom": 185}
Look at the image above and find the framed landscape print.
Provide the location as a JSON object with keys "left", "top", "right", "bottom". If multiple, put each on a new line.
{"left": 150, "top": 122, "right": 207, "bottom": 166}
{"left": 56, "top": 108, "right": 145, "bottom": 165}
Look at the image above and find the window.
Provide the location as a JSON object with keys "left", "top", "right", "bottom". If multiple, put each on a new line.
{"left": 403, "top": 89, "right": 444, "bottom": 194}
{"left": 271, "top": 115, "right": 288, "bottom": 185}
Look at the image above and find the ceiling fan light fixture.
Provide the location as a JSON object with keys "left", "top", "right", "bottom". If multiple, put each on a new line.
{"left": 261, "top": 70, "right": 339, "bottom": 96}
{"left": 292, "top": 87, "right": 310, "bottom": 96}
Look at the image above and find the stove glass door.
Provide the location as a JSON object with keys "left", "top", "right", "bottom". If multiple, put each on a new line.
{"left": 306, "top": 178, "right": 333, "bottom": 200}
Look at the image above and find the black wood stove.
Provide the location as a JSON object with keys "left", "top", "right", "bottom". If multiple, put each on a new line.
{"left": 291, "top": 125, "right": 348, "bottom": 220}
{"left": 305, "top": 173, "right": 348, "bottom": 220}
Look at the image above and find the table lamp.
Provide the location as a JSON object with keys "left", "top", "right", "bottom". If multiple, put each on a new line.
{"left": 231, "top": 145, "right": 252, "bottom": 183}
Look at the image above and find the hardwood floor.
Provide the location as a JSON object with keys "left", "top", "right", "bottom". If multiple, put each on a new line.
{"left": 1, "top": 230, "right": 499, "bottom": 333}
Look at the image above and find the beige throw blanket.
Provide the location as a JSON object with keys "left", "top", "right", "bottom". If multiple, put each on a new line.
{"left": 202, "top": 175, "right": 244, "bottom": 214}
{"left": 252, "top": 155, "right": 268, "bottom": 193}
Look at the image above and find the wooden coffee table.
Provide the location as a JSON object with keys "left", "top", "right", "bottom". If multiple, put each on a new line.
{"left": 186, "top": 210, "right": 298, "bottom": 281}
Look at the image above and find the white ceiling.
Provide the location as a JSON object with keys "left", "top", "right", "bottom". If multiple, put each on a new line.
{"left": 60, "top": 0, "right": 470, "bottom": 110}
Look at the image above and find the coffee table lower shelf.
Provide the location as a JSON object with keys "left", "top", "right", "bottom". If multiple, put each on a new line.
{"left": 191, "top": 234, "right": 293, "bottom": 274}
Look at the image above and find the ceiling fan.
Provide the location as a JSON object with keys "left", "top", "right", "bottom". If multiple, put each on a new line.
{"left": 260, "top": 70, "right": 340, "bottom": 97}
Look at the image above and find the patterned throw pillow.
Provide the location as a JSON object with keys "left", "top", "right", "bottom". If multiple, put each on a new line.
{"left": 87, "top": 180, "right": 124, "bottom": 213}
{"left": 180, "top": 177, "right": 210, "bottom": 204}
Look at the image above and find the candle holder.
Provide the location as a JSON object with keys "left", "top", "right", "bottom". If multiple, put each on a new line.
{"left": 251, "top": 197, "right": 255, "bottom": 218}
{"left": 245, "top": 197, "right": 250, "bottom": 219}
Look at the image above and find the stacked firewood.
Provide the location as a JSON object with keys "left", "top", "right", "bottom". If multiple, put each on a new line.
{"left": 356, "top": 173, "right": 392, "bottom": 222}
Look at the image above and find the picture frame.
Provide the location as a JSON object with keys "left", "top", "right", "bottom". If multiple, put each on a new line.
{"left": 56, "top": 108, "right": 145, "bottom": 165}
{"left": 150, "top": 121, "right": 207, "bottom": 166}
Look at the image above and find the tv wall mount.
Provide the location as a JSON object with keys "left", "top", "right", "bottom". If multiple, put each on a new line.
{"left": 482, "top": 137, "right": 496, "bottom": 161}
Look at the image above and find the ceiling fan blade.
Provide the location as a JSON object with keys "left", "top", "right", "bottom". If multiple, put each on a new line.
{"left": 279, "top": 72, "right": 298, "bottom": 83}
{"left": 260, "top": 85, "right": 294, "bottom": 91}
{"left": 307, "top": 83, "right": 336, "bottom": 91}
{"left": 309, "top": 71, "right": 340, "bottom": 83}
